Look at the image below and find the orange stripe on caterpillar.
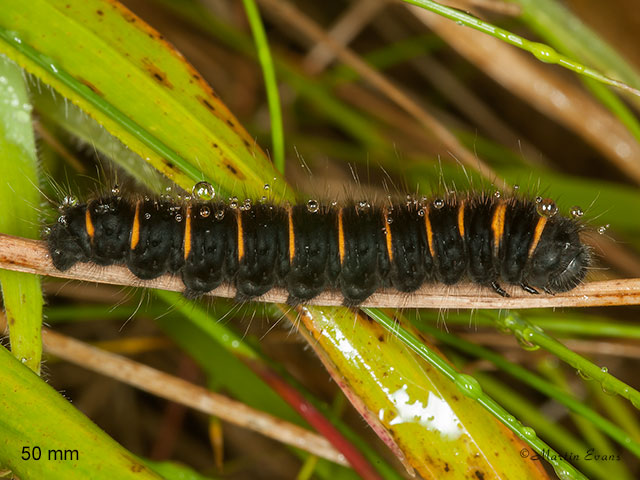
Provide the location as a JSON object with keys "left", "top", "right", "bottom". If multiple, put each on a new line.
{"left": 237, "top": 209, "right": 244, "bottom": 261}
{"left": 130, "top": 201, "right": 141, "bottom": 250}
{"left": 491, "top": 202, "right": 507, "bottom": 257}
{"left": 183, "top": 204, "right": 192, "bottom": 260}
{"left": 383, "top": 207, "right": 393, "bottom": 262}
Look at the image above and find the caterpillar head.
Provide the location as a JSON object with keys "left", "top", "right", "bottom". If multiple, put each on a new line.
{"left": 526, "top": 218, "right": 590, "bottom": 293}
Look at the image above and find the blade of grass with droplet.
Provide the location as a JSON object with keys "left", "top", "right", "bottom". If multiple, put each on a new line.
{"left": 0, "top": 0, "right": 290, "bottom": 199}
{"left": 537, "top": 358, "right": 631, "bottom": 480}
{"left": 366, "top": 308, "right": 596, "bottom": 479}
{"left": 413, "top": 308, "right": 640, "bottom": 340}
{"left": 510, "top": 0, "right": 640, "bottom": 93}
{"left": 507, "top": 0, "right": 640, "bottom": 143}
{"left": 400, "top": 0, "right": 640, "bottom": 97}
{"left": 294, "top": 306, "right": 554, "bottom": 479}
{"left": 0, "top": 56, "right": 43, "bottom": 375}
{"left": 415, "top": 316, "right": 640, "bottom": 460}
{"left": 475, "top": 372, "right": 613, "bottom": 480}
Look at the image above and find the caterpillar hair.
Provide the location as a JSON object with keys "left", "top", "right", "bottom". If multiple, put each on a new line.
{"left": 46, "top": 186, "right": 591, "bottom": 307}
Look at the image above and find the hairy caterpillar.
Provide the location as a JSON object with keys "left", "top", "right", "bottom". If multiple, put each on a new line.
{"left": 46, "top": 185, "right": 590, "bottom": 306}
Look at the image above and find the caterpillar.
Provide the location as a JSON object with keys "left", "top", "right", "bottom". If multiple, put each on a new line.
{"left": 46, "top": 186, "right": 590, "bottom": 306}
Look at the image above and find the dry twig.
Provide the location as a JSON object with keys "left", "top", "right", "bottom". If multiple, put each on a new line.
{"left": 2, "top": 233, "right": 640, "bottom": 308}
{"left": 40, "top": 327, "right": 348, "bottom": 466}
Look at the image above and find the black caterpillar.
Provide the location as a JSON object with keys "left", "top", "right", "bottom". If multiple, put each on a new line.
{"left": 47, "top": 188, "right": 590, "bottom": 306}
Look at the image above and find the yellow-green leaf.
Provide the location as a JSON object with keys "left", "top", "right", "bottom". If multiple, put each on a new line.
{"left": 0, "top": 56, "right": 43, "bottom": 375}
{"left": 0, "top": 0, "right": 289, "bottom": 198}
{"left": 296, "top": 306, "right": 550, "bottom": 479}
{"left": 0, "top": 345, "right": 162, "bottom": 479}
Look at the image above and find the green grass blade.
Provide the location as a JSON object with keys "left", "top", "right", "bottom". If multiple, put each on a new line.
{"left": 242, "top": 0, "right": 285, "bottom": 173}
{"left": 400, "top": 0, "right": 640, "bottom": 97}
{"left": 511, "top": 0, "right": 640, "bottom": 92}
{"left": 0, "top": 56, "right": 43, "bottom": 375}
{"left": 498, "top": 312, "right": 640, "bottom": 410}
{"left": 0, "top": 345, "right": 162, "bottom": 479}
{"left": 475, "top": 373, "right": 612, "bottom": 480}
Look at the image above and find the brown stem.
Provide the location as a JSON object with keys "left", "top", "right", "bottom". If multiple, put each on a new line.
{"left": 2, "top": 233, "right": 639, "bottom": 308}
{"left": 40, "top": 327, "right": 348, "bottom": 466}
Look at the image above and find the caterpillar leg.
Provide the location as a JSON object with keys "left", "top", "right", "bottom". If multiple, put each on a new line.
{"left": 490, "top": 281, "right": 510, "bottom": 297}
{"left": 520, "top": 283, "right": 540, "bottom": 295}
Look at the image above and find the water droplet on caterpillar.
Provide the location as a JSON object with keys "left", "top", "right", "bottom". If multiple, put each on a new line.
{"left": 42, "top": 226, "right": 51, "bottom": 236}
{"left": 174, "top": 213, "right": 183, "bottom": 222}
{"left": 214, "top": 209, "right": 225, "bottom": 221}
{"left": 263, "top": 183, "right": 270, "bottom": 191}
{"left": 111, "top": 185, "right": 120, "bottom": 195}
{"left": 57, "top": 215, "right": 67, "bottom": 226}
{"left": 513, "top": 184, "right": 520, "bottom": 191}
{"left": 229, "top": 197, "right": 238, "bottom": 209}
{"left": 144, "top": 212, "right": 151, "bottom": 220}
{"left": 433, "top": 198, "right": 444, "bottom": 209}
{"left": 570, "top": 206, "right": 583, "bottom": 218}
{"left": 60, "top": 195, "right": 77, "bottom": 209}
{"left": 386, "top": 215, "right": 394, "bottom": 224}
{"left": 199, "top": 206, "right": 211, "bottom": 218}
{"left": 417, "top": 208, "right": 425, "bottom": 217}
{"left": 493, "top": 190, "right": 501, "bottom": 198}
{"left": 357, "top": 200, "right": 370, "bottom": 212}
{"left": 192, "top": 181, "right": 215, "bottom": 200}
{"left": 535, "top": 196, "right": 542, "bottom": 204}
{"left": 536, "top": 198, "right": 558, "bottom": 218}
{"left": 598, "top": 224, "right": 610, "bottom": 234}
{"left": 307, "top": 199, "right": 319, "bottom": 213}
{"left": 242, "top": 198, "right": 252, "bottom": 211}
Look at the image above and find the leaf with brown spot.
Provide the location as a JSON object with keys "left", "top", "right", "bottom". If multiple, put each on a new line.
{"left": 0, "top": 0, "right": 290, "bottom": 198}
